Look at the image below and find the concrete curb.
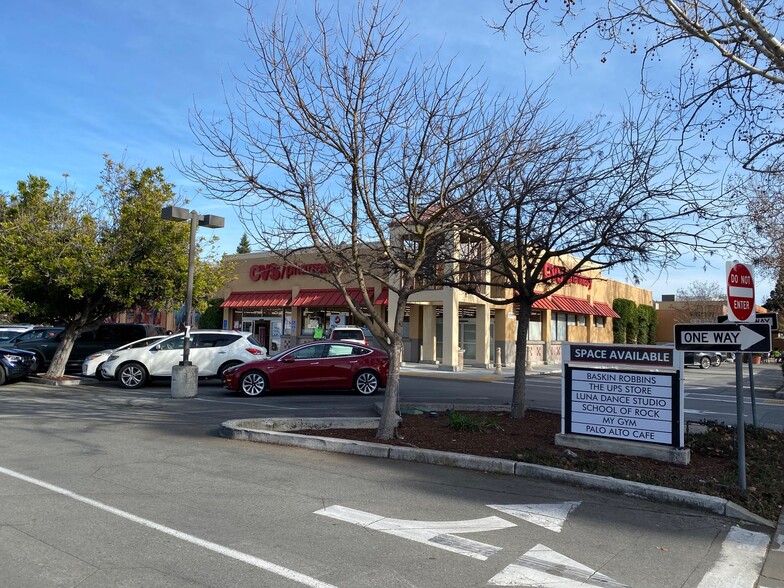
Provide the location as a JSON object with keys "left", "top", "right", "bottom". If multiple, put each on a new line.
{"left": 219, "top": 417, "right": 774, "bottom": 529}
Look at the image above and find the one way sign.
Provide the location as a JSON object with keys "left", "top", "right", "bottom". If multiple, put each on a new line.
{"left": 674, "top": 323, "right": 771, "bottom": 352}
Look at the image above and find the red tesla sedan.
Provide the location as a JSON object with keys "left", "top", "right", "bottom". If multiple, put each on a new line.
{"left": 222, "top": 341, "right": 389, "bottom": 397}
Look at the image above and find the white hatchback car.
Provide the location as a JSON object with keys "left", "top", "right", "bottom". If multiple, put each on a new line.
{"left": 101, "top": 330, "right": 267, "bottom": 389}
{"left": 82, "top": 335, "right": 167, "bottom": 380}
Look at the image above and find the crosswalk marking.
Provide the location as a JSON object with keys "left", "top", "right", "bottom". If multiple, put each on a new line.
{"left": 696, "top": 525, "right": 770, "bottom": 588}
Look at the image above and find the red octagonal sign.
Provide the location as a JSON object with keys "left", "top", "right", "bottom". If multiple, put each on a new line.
{"left": 726, "top": 262, "right": 755, "bottom": 322}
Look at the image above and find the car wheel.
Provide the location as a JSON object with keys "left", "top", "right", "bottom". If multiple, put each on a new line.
{"left": 0, "top": 366, "right": 6, "bottom": 386}
{"left": 240, "top": 371, "right": 267, "bottom": 397}
{"left": 217, "top": 361, "right": 242, "bottom": 380}
{"left": 712, "top": 356, "right": 722, "bottom": 367}
{"left": 699, "top": 356, "right": 711, "bottom": 369}
{"left": 95, "top": 363, "right": 109, "bottom": 381}
{"left": 354, "top": 370, "right": 379, "bottom": 395}
{"left": 118, "top": 362, "right": 148, "bottom": 389}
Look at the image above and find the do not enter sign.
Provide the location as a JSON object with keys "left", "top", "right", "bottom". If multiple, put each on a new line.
{"left": 726, "top": 262, "right": 756, "bottom": 322}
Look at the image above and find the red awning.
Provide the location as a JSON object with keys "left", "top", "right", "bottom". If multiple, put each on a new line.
{"left": 375, "top": 288, "right": 389, "bottom": 305}
{"left": 532, "top": 294, "right": 610, "bottom": 317}
{"left": 532, "top": 297, "right": 560, "bottom": 311}
{"left": 551, "top": 295, "right": 597, "bottom": 315}
{"left": 592, "top": 302, "right": 620, "bottom": 318}
{"left": 290, "top": 288, "right": 373, "bottom": 307}
{"left": 221, "top": 291, "right": 291, "bottom": 308}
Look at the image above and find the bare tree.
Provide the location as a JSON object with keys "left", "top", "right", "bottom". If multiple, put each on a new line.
{"left": 725, "top": 171, "right": 784, "bottom": 278}
{"left": 494, "top": 1, "right": 784, "bottom": 172}
{"left": 675, "top": 280, "right": 725, "bottom": 323}
{"left": 182, "top": 1, "right": 526, "bottom": 439}
{"left": 443, "top": 104, "right": 728, "bottom": 418}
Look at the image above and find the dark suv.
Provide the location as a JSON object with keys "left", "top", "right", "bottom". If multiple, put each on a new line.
{"left": 0, "top": 346, "right": 36, "bottom": 384}
{"left": 10, "top": 323, "right": 165, "bottom": 372}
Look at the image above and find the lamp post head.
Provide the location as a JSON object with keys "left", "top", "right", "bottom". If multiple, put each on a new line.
{"left": 162, "top": 206, "right": 225, "bottom": 229}
{"left": 199, "top": 214, "right": 225, "bottom": 229}
{"left": 161, "top": 206, "right": 191, "bottom": 222}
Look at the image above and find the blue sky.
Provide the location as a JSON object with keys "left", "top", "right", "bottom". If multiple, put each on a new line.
{"left": 1, "top": 0, "right": 764, "bottom": 302}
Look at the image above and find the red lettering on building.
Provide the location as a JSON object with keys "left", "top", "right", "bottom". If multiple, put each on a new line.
{"left": 542, "top": 262, "right": 592, "bottom": 290}
{"left": 249, "top": 263, "right": 331, "bottom": 281}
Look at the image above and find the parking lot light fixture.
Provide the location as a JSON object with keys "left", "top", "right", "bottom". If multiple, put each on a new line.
{"left": 161, "top": 206, "right": 225, "bottom": 398}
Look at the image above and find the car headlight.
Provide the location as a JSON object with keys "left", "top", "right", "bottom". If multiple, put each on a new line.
{"left": 1, "top": 354, "right": 27, "bottom": 363}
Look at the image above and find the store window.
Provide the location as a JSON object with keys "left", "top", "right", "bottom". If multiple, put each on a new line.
{"left": 528, "top": 311, "right": 542, "bottom": 340}
{"left": 595, "top": 316, "right": 606, "bottom": 328}
{"left": 550, "top": 313, "right": 582, "bottom": 341}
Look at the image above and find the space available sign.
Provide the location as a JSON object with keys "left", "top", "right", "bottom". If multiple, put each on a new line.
{"left": 565, "top": 368, "right": 680, "bottom": 446}
{"left": 568, "top": 343, "right": 674, "bottom": 367}
{"left": 562, "top": 343, "right": 683, "bottom": 449}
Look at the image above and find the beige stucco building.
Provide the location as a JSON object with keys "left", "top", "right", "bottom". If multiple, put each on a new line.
{"left": 218, "top": 252, "right": 653, "bottom": 370}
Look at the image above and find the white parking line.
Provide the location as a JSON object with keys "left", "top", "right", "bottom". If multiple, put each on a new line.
{"left": 0, "top": 465, "right": 338, "bottom": 588}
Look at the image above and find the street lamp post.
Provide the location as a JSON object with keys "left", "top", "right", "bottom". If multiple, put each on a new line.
{"left": 162, "top": 206, "right": 224, "bottom": 398}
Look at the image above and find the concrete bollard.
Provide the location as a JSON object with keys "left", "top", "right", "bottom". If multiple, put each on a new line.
{"left": 171, "top": 364, "right": 199, "bottom": 398}
{"left": 494, "top": 347, "right": 503, "bottom": 375}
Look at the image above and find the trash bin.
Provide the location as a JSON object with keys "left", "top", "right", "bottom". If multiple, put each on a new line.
{"left": 457, "top": 348, "right": 464, "bottom": 371}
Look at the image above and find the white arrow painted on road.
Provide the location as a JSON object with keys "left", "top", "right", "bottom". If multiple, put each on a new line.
{"left": 487, "top": 502, "right": 581, "bottom": 533}
{"left": 314, "top": 505, "right": 516, "bottom": 560}
{"left": 739, "top": 325, "right": 767, "bottom": 350}
{"left": 488, "top": 544, "right": 628, "bottom": 587}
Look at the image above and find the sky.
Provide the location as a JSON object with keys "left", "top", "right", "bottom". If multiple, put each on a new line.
{"left": 1, "top": 0, "right": 768, "bottom": 303}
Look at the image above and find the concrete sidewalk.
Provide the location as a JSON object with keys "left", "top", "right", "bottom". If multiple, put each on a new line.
{"left": 400, "top": 361, "right": 561, "bottom": 379}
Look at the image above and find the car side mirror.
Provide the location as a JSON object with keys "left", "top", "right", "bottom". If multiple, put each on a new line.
{"left": 281, "top": 357, "right": 295, "bottom": 363}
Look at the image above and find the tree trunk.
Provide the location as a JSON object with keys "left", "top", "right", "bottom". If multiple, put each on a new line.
{"left": 45, "top": 324, "right": 80, "bottom": 378}
{"left": 510, "top": 301, "right": 532, "bottom": 419}
{"left": 376, "top": 337, "right": 402, "bottom": 440}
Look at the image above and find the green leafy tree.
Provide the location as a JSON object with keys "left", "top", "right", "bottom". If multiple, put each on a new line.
{"left": 236, "top": 233, "right": 252, "bottom": 254}
{"left": 199, "top": 297, "right": 225, "bottom": 329}
{"left": 765, "top": 270, "right": 784, "bottom": 312}
{"left": 0, "top": 158, "right": 228, "bottom": 377}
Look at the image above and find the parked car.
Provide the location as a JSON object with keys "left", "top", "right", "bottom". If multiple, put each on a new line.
{"left": 10, "top": 323, "right": 165, "bottom": 373}
{"left": 7, "top": 327, "right": 64, "bottom": 371}
{"left": 0, "top": 324, "right": 37, "bottom": 345}
{"left": 222, "top": 341, "right": 389, "bottom": 397}
{"left": 81, "top": 335, "right": 168, "bottom": 380}
{"left": 101, "top": 330, "right": 267, "bottom": 389}
{"left": 683, "top": 351, "right": 724, "bottom": 369}
{"left": 328, "top": 326, "right": 368, "bottom": 346}
{"left": 0, "top": 346, "right": 36, "bottom": 385}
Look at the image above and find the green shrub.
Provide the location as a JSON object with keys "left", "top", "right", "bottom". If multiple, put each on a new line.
{"left": 447, "top": 411, "right": 501, "bottom": 433}
{"left": 612, "top": 298, "right": 637, "bottom": 343}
